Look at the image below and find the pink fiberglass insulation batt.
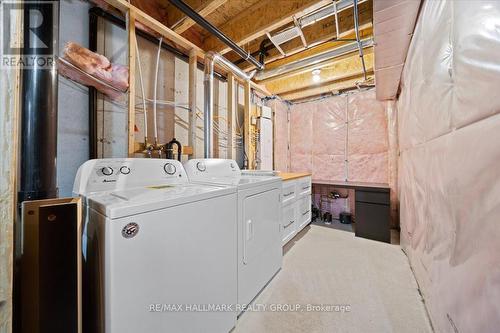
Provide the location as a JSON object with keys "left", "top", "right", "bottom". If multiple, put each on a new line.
{"left": 268, "top": 99, "right": 290, "bottom": 172}
{"left": 59, "top": 42, "right": 128, "bottom": 98}
{"left": 287, "top": 89, "right": 389, "bottom": 184}
{"left": 397, "top": 0, "right": 500, "bottom": 331}
{"left": 289, "top": 101, "right": 313, "bottom": 173}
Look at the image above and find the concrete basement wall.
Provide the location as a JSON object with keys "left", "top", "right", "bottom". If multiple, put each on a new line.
{"left": 397, "top": 1, "right": 500, "bottom": 331}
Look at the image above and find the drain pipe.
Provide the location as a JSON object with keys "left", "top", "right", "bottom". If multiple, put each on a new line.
{"left": 353, "top": 0, "right": 367, "bottom": 80}
{"left": 168, "top": 0, "right": 264, "bottom": 70}
{"left": 204, "top": 51, "right": 254, "bottom": 157}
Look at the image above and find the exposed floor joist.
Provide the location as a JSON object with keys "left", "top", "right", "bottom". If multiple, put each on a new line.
{"left": 279, "top": 73, "right": 373, "bottom": 101}
{"left": 225, "top": 0, "right": 373, "bottom": 70}
{"left": 264, "top": 49, "right": 374, "bottom": 94}
{"left": 170, "top": 0, "right": 227, "bottom": 33}
{"left": 257, "top": 24, "right": 372, "bottom": 71}
{"left": 202, "top": 0, "right": 332, "bottom": 54}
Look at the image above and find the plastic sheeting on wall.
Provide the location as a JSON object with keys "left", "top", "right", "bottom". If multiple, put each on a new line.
{"left": 397, "top": 1, "right": 500, "bottom": 332}
{"left": 268, "top": 99, "right": 290, "bottom": 172}
{"left": 312, "top": 97, "right": 346, "bottom": 181}
{"left": 288, "top": 89, "right": 389, "bottom": 184}
{"left": 347, "top": 91, "right": 389, "bottom": 183}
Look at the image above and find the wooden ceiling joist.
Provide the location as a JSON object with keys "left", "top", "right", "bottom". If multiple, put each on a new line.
{"left": 266, "top": 49, "right": 374, "bottom": 93}
{"left": 280, "top": 73, "right": 373, "bottom": 101}
{"left": 262, "top": 25, "right": 372, "bottom": 72}
{"left": 264, "top": 49, "right": 374, "bottom": 94}
{"left": 171, "top": 0, "right": 228, "bottom": 34}
{"left": 104, "top": 0, "right": 204, "bottom": 55}
{"left": 224, "top": 0, "right": 373, "bottom": 70}
{"left": 202, "top": 0, "right": 332, "bottom": 55}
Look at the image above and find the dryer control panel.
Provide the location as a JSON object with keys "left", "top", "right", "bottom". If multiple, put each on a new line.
{"left": 184, "top": 159, "right": 241, "bottom": 181}
{"left": 73, "top": 158, "right": 188, "bottom": 195}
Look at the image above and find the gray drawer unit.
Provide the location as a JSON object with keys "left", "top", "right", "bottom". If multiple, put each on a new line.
{"left": 355, "top": 189, "right": 390, "bottom": 243}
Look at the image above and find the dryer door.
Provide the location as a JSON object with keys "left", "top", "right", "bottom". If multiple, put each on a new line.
{"left": 239, "top": 187, "right": 282, "bottom": 306}
{"left": 242, "top": 188, "right": 281, "bottom": 264}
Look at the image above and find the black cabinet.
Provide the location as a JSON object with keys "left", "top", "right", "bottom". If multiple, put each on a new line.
{"left": 355, "top": 189, "right": 390, "bottom": 243}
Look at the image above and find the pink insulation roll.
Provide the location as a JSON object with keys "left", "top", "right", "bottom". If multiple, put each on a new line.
{"left": 58, "top": 42, "right": 128, "bottom": 99}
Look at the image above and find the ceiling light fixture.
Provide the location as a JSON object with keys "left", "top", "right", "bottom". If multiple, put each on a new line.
{"left": 312, "top": 69, "right": 321, "bottom": 83}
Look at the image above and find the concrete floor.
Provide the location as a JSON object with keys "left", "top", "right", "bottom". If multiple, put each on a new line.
{"left": 234, "top": 225, "right": 432, "bottom": 333}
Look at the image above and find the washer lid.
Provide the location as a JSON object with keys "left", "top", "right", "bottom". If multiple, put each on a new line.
{"left": 191, "top": 175, "right": 282, "bottom": 189}
{"left": 88, "top": 183, "right": 235, "bottom": 219}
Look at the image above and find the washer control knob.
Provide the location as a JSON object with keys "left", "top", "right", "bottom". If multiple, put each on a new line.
{"left": 120, "top": 166, "right": 131, "bottom": 175}
{"left": 164, "top": 163, "right": 176, "bottom": 175}
{"left": 196, "top": 162, "right": 206, "bottom": 172}
{"left": 101, "top": 166, "right": 114, "bottom": 176}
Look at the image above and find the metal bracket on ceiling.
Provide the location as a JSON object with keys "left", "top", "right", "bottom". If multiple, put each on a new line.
{"left": 333, "top": 0, "right": 340, "bottom": 39}
{"left": 293, "top": 16, "right": 308, "bottom": 49}
{"left": 266, "top": 17, "right": 308, "bottom": 57}
{"left": 266, "top": 31, "right": 286, "bottom": 57}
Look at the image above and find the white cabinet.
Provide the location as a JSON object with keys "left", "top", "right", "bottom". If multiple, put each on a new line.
{"left": 281, "top": 176, "right": 312, "bottom": 246}
{"left": 282, "top": 180, "right": 297, "bottom": 206}
{"left": 281, "top": 201, "right": 297, "bottom": 245}
{"left": 297, "top": 196, "right": 311, "bottom": 230}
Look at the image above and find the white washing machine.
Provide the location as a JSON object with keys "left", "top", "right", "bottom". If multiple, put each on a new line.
{"left": 73, "top": 158, "right": 237, "bottom": 333}
{"left": 184, "top": 159, "right": 282, "bottom": 309}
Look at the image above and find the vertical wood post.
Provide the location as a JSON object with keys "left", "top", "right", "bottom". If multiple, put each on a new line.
{"left": 188, "top": 50, "right": 198, "bottom": 158}
{"left": 244, "top": 81, "right": 252, "bottom": 169}
{"left": 227, "top": 73, "right": 235, "bottom": 159}
{"left": 127, "top": 10, "right": 136, "bottom": 156}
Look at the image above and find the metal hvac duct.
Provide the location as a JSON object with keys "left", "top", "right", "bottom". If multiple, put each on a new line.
{"left": 253, "top": 39, "right": 373, "bottom": 81}
{"left": 204, "top": 51, "right": 254, "bottom": 157}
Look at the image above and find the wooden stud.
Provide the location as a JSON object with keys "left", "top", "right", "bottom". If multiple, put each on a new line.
{"left": 0, "top": 9, "right": 22, "bottom": 331}
{"left": 227, "top": 73, "right": 235, "bottom": 159}
{"left": 213, "top": 79, "right": 220, "bottom": 158}
{"left": 188, "top": 50, "right": 198, "bottom": 158}
{"left": 127, "top": 11, "right": 136, "bottom": 157}
{"left": 103, "top": 0, "right": 204, "bottom": 55}
{"left": 243, "top": 81, "right": 252, "bottom": 169}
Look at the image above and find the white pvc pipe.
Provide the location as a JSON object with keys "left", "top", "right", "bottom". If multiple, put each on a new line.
{"left": 153, "top": 37, "right": 163, "bottom": 144}
{"left": 135, "top": 38, "right": 148, "bottom": 146}
{"left": 204, "top": 51, "right": 254, "bottom": 157}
